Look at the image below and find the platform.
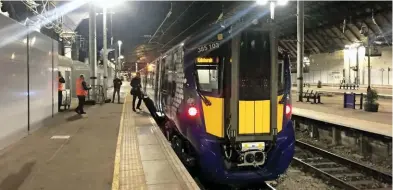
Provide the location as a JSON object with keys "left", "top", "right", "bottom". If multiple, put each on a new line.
{"left": 292, "top": 86, "right": 392, "bottom": 99}
{"left": 113, "top": 92, "right": 198, "bottom": 190}
{"left": 0, "top": 84, "right": 197, "bottom": 190}
{"left": 292, "top": 94, "right": 392, "bottom": 137}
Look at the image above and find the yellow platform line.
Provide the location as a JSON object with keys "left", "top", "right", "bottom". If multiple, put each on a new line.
{"left": 111, "top": 95, "right": 128, "bottom": 190}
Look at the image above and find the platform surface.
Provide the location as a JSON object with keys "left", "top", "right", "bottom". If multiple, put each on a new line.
{"left": 292, "top": 94, "right": 392, "bottom": 137}
{"left": 0, "top": 84, "right": 197, "bottom": 190}
{"left": 114, "top": 92, "right": 198, "bottom": 190}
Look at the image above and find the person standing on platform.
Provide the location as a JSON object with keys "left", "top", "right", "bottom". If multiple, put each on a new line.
{"left": 57, "top": 71, "right": 65, "bottom": 112}
{"left": 130, "top": 72, "right": 142, "bottom": 112}
{"left": 75, "top": 74, "right": 91, "bottom": 114}
{"left": 112, "top": 76, "right": 122, "bottom": 103}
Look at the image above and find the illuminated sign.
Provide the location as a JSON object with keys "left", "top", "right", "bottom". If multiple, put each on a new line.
{"left": 197, "top": 57, "right": 214, "bottom": 63}
{"left": 217, "top": 33, "right": 223, "bottom": 41}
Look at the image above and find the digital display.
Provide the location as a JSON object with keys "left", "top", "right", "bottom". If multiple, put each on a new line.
{"left": 196, "top": 57, "right": 216, "bottom": 64}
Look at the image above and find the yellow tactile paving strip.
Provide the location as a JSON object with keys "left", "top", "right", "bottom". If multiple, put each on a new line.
{"left": 112, "top": 94, "right": 199, "bottom": 190}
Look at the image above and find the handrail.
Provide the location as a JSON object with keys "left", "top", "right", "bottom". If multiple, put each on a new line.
{"left": 87, "top": 85, "right": 105, "bottom": 104}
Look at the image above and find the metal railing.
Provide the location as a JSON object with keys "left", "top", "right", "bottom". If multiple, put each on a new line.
{"left": 87, "top": 85, "right": 105, "bottom": 104}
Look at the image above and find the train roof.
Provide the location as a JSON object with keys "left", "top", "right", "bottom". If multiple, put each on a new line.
{"left": 149, "top": 5, "right": 289, "bottom": 64}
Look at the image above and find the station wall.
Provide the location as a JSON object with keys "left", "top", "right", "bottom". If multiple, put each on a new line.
{"left": 0, "top": 14, "right": 58, "bottom": 151}
{"left": 291, "top": 46, "right": 393, "bottom": 87}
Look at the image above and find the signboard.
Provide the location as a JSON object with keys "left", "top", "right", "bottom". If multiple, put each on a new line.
{"left": 365, "top": 46, "right": 382, "bottom": 57}
{"left": 196, "top": 57, "right": 219, "bottom": 64}
{"left": 344, "top": 93, "right": 355, "bottom": 109}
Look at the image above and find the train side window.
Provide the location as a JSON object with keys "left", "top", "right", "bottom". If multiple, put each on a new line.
{"left": 278, "top": 62, "right": 284, "bottom": 93}
{"left": 161, "top": 58, "right": 168, "bottom": 93}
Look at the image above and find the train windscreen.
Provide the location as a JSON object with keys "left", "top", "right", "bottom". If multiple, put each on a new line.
{"left": 195, "top": 57, "right": 220, "bottom": 93}
{"left": 239, "top": 30, "right": 284, "bottom": 100}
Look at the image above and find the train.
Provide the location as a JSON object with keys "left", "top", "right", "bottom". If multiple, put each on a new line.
{"left": 140, "top": 9, "right": 295, "bottom": 187}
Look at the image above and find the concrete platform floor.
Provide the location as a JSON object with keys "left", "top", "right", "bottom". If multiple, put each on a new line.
{"left": 0, "top": 95, "right": 125, "bottom": 190}
{"left": 292, "top": 94, "right": 392, "bottom": 126}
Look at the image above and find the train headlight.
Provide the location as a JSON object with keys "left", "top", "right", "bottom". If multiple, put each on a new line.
{"left": 187, "top": 106, "right": 198, "bottom": 117}
{"left": 245, "top": 153, "right": 255, "bottom": 163}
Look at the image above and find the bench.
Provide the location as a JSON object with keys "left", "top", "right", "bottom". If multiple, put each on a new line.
{"left": 299, "top": 90, "right": 322, "bottom": 104}
{"left": 339, "top": 83, "right": 359, "bottom": 90}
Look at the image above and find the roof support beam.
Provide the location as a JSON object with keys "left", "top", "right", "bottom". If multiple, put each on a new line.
{"left": 282, "top": 37, "right": 298, "bottom": 56}
{"left": 304, "top": 36, "right": 319, "bottom": 54}
{"left": 309, "top": 32, "right": 329, "bottom": 52}
{"left": 305, "top": 35, "right": 321, "bottom": 54}
{"left": 279, "top": 41, "right": 296, "bottom": 57}
{"left": 319, "top": 29, "right": 344, "bottom": 49}
{"left": 331, "top": 26, "right": 353, "bottom": 44}
{"left": 346, "top": 24, "right": 362, "bottom": 42}
{"left": 360, "top": 19, "right": 378, "bottom": 36}
{"left": 306, "top": 33, "right": 325, "bottom": 53}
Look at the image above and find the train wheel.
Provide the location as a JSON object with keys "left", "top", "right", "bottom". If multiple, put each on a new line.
{"left": 164, "top": 121, "right": 173, "bottom": 141}
{"left": 171, "top": 135, "right": 183, "bottom": 155}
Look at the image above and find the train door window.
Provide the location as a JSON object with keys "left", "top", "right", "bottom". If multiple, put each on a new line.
{"left": 196, "top": 63, "right": 219, "bottom": 93}
{"left": 65, "top": 71, "right": 71, "bottom": 89}
{"left": 278, "top": 61, "right": 284, "bottom": 93}
{"left": 161, "top": 58, "right": 168, "bottom": 93}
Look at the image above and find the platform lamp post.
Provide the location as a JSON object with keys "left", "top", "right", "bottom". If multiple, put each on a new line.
{"left": 257, "top": 0, "right": 288, "bottom": 139}
{"left": 97, "top": 0, "right": 124, "bottom": 101}
{"left": 360, "top": 25, "right": 371, "bottom": 92}
{"left": 117, "top": 40, "right": 122, "bottom": 77}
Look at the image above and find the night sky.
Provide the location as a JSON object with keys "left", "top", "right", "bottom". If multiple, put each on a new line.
{"left": 75, "top": 1, "right": 234, "bottom": 65}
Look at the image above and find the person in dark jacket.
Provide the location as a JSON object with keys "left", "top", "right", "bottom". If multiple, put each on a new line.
{"left": 112, "top": 77, "right": 122, "bottom": 103}
{"left": 130, "top": 72, "right": 142, "bottom": 112}
{"left": 75, "top": 74, "right": 91, "bottom": 114}
{"left": 58, "top": 71, "right": 66, "bottom": 112}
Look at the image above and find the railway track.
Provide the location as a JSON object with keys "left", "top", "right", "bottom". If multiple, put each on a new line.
{"left": 293, "top": 140, "right": 392, "bottom": 190}
{"left": 195, "top": 176, "right": 276, "bottom": 190}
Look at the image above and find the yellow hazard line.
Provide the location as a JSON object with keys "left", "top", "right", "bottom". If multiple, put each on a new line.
{"left": 111, "top": 95, "right": 127, "bottom": 190}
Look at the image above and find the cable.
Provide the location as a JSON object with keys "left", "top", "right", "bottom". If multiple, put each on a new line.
{"left": 148, "top": 2, "right": 173, "bottom": 43}
{"left": 162, "top": 12, "right": 209, "bottom": 49}
{"left": 161, "top": 2, "right": 195, "bottom": 37}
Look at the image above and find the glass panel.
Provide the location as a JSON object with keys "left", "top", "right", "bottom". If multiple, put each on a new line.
{"left": 197, "top": 67, "right": 219, "bottom": 92}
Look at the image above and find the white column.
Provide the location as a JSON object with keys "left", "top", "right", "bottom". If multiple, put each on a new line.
{"left": 103, "top": 7, "right": 108, "bottom": 100}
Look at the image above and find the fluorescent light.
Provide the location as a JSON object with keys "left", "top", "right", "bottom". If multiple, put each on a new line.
{"left": 256, "top": 0, "right": 268, "bottom": 6}
{"left": 277, "top": 0, "right": 288, "bottom": 6}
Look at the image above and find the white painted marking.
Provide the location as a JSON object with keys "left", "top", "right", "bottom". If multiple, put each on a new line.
{"left": 50, "top": 135, "right": 70, "bottom": 139}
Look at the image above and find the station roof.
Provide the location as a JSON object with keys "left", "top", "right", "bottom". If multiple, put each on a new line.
{"left": 129, "top": 1, "right": 392, "bottom": 63}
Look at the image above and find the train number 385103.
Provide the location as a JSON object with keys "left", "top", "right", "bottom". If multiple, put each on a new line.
{"left": 197, "top": 42, "right": 220, "bottom": 53}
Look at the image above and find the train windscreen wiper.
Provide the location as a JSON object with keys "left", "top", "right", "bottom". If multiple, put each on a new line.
{"left": 197, "top": 89, "right": 212, "bottom": 106}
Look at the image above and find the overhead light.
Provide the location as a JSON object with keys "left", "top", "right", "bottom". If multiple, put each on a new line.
{"left": 256, "top": 0, "right": 268, "bottom": 6}
{"left": 277, "top": 0, "right": 288, "bottom": 6}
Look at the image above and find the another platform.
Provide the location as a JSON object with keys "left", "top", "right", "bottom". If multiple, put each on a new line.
{"left": 292, "top": 86, "right": 392, "bottom": 99}
{"left": 292, "top": 94, "right": 392, "bottom": 137}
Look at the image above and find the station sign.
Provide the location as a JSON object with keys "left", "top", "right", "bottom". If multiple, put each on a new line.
{"left": 196, "top": 57, "right": 219, "bottom": 64}
{"left": 365, "top": 46, "right": 382, "bottom": 57}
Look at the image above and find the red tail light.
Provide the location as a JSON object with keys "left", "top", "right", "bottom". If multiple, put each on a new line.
{"left": 188, "top": 106, "right": 198, "bottom": 117}
{"left": 285, "top": 104, "right": 292, "bottom": 119}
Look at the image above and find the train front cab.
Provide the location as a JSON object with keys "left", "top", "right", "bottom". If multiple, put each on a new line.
{"left": 194, "top": 29, "right": 295, "bottom": 185}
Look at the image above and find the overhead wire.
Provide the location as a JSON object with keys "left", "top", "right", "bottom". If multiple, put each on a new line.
{"left": 160, "top": 2, "right": 195, "bottom": 37}
{"left": 148, "top": 2, "right": 173, "bottom": 43}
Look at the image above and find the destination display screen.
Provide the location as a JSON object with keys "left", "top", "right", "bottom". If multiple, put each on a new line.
{"left": 196, "top": 57, "right": 219, "bottom": 64}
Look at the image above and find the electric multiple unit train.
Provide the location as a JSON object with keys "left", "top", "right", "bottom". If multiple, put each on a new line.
{"left": 141, "top": 11, "right": 295, "bottom": 186}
